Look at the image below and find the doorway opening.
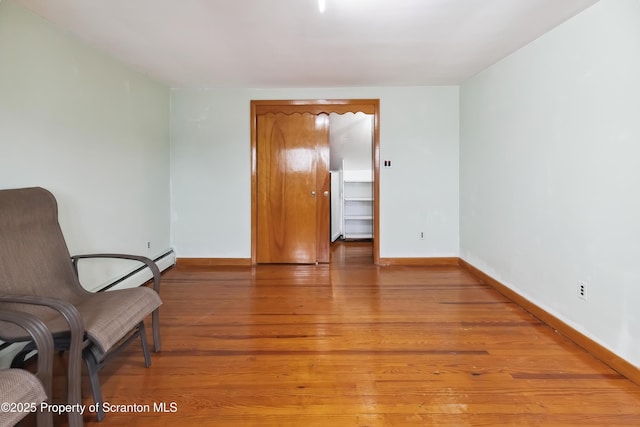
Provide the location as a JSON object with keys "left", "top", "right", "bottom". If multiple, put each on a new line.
{"left": 328, "top": 112, "right": 374, "bottom": 244}
{"left": 250, "top": 99, "right": 380, "bottom": 265}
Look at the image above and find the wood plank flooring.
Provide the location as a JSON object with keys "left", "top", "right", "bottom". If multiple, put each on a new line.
{"left": 46, "top": 241, "right": 640, "bottom": 426}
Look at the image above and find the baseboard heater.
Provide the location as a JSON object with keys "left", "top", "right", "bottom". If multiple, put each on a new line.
{"left": 98, "top": 249, "right": 176, "bottom": 292}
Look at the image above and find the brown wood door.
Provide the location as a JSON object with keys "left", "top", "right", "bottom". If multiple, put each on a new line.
{"left": 256, "top": 112, "right": 329, "bottom": 263}
{"left": 315, "top": 113, "right": 330, "bottom": 263}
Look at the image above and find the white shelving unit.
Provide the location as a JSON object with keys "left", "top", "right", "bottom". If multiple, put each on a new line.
{"left": 342, "top": 169, "right": 373, "bottom": 239}
{"left": 330, "top": 171, "right": 342, "bottom": 242}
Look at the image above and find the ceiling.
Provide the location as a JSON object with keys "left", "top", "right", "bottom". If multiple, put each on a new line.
{"left": 15, "top": 0, "right": 598, "bottom": 88}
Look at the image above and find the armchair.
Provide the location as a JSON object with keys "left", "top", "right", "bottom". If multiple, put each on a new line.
{"left": 0, "top": 187, "right": 162, "bottom": 422}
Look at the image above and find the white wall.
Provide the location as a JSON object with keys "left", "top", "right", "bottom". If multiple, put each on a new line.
{"left": 329, "top": 112, "right": 373, "bottom": 171}
{"left": 460, "top": 0, "right": 640, "bottom": 366}
{"left": 170, "top": 86, "right": 459, "bottom": 258}
{"left": 0, "top": 0, "right": 171, "bottom": 290}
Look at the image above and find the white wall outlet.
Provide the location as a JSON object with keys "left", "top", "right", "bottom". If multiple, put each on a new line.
{"left": 420, "top": 231, "right": 425, "bottom": 240}
{"left": 577, "top": 280, "right": 588, "bottom": 301}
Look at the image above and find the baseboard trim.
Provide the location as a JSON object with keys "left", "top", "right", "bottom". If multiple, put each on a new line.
{"left": 378, "top": 257, "right": 460, "bottom": 266}
{"left": 458, "top": 258, "right": 640, "bottom": 386}
{"left": 177, "top": 258, "right": 252, "bottom": 267}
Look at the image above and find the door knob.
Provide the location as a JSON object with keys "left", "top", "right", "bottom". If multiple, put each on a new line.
{"left": 323, "top": 191, "right": 329, "bottom": 197}
{"left": 311, "top": 191, "right": 316, "bottom": 197}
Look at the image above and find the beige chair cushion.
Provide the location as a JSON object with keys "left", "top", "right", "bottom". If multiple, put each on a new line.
{"left": 0, "top": 368, "right": 47, "bottom": 426}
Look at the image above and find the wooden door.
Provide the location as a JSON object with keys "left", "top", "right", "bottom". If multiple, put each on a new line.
{"left": 315, "top": 113, "right": 330, "bottom": 263}
{"left": 256, "top": 112, "right": 329, "bottom": 263}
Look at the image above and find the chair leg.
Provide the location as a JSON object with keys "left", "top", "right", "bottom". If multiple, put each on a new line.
{"left": 139, "top": 321, "right": 151, "bottom": 368}
{"left": 83, "top": 351, "right": 105, "bottom": 422}
{"left": 75, "top": 322, "right": 152, "bottom": 423}
{"left": 37, "top": 408, "right": 54, "bottom": 427}
{"left": 152, "top": 308, "right": 161, "bottom": 352}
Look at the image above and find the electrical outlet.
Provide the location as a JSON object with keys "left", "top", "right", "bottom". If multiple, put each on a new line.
{"left": 419, "top": 231, "right": 425, "bottom": 240}
{"left": 577, "top": 280, "right": 588, "bottom": 301}
{"left": 146, "top": 241, "right": 151, "bottom": 252}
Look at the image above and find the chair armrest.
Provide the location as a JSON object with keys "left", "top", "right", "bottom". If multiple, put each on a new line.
{"left": 0, "top": 294, "right": 84, "bottom": 425}
{"left": 71, "top": 253, "right": 161, "bottom": 293}
{"left": 0, "top": 295, "right": 84, "bottom": 340}
{"left": 0, "top": 309, "right": 54, "bottom": 396}
{"left": 0, "top": 295, "right": 85, "bottom": 365}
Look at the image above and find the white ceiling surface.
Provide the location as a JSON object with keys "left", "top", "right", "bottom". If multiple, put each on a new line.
{"left": 16, "top": 0, "right": 598, "bottom": 88}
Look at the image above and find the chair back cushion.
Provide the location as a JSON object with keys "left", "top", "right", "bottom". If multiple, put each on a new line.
{"left": 0, "top": 187, "right": 83, "bottom": 302}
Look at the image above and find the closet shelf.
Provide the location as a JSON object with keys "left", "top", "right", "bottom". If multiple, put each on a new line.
{"left": 344, "top": 197, "right": 373, "bottom": 202}
{"left": 345, "top": 215, "right": 373, "bottom": 220}
{"left": 343, "top": 233, "right": 372, "bottom": 239}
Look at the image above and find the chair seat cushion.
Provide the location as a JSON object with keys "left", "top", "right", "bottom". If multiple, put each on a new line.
{"left": 0, "top": 368, "right": 47, "bottom": 426}
{"left": 77, "top": 287, "right": 162, "bottom": 353}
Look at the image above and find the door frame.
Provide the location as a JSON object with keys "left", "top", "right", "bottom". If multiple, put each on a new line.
{"left": 251, "top": 99, "right": 381, "bottom": 265}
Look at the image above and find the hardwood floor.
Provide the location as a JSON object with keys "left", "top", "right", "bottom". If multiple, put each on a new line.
{"left": 47, "top": 241, "right": 640, "bottom": 425}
